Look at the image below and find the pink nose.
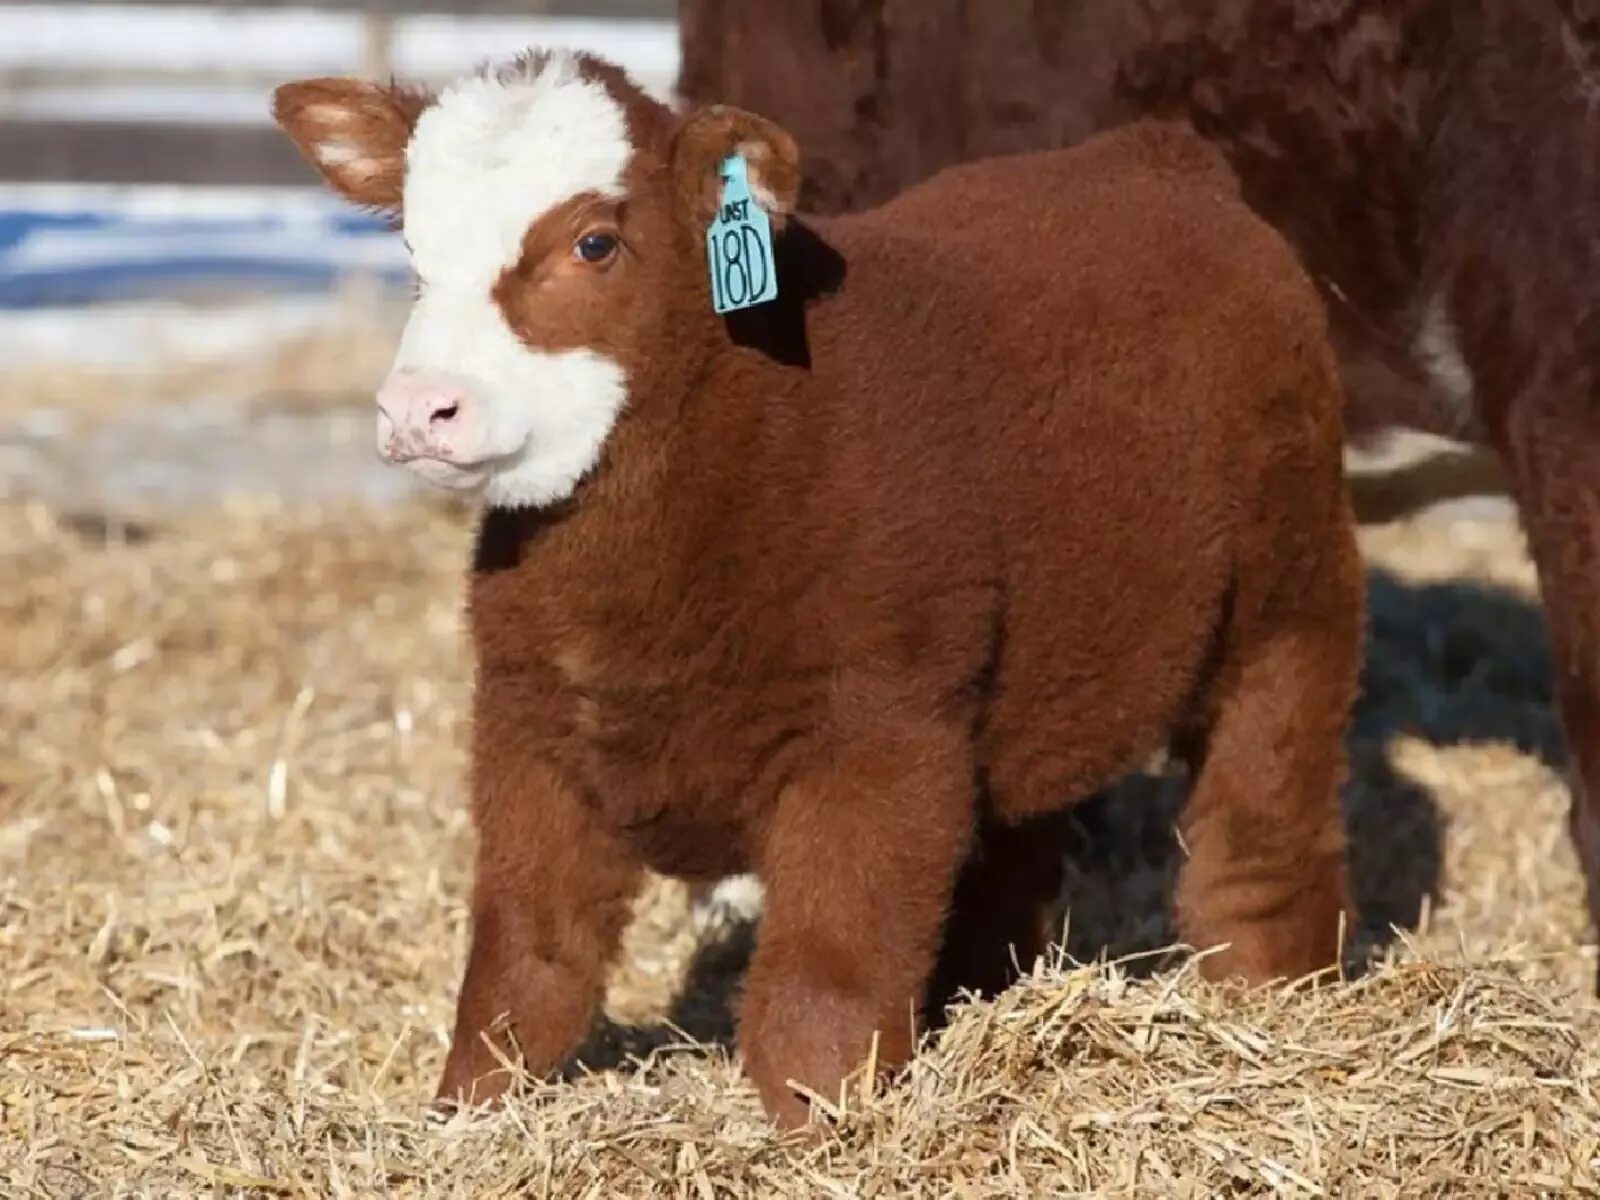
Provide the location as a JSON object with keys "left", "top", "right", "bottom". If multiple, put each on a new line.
{"left": 375, "top": 368, "right": 471, "bottom": 463}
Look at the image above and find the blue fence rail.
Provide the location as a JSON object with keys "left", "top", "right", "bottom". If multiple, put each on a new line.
{"left": 0, "top": 187, "right": 411, "bottom": 308}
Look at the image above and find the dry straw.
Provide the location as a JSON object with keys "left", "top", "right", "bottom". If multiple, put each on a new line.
{"left": 3, "top": 488, "right": 1599, "bottom": 1196}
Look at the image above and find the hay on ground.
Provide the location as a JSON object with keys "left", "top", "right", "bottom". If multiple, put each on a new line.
{"left": 3, "top": 496, "right": 1598, "bottom": 1196}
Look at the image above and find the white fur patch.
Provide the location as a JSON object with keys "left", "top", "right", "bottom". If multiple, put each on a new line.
{"left": 393, "top": 52, "right": 633, "bottom": 509}
{"left": 1413, "top": 291, "right": 1476, "bottom": 430}
{"left": 315, "top": 140, "right": 363, "bottom": 168}
{"left": 735, "top": 141, "right": 783, "bottom": 213}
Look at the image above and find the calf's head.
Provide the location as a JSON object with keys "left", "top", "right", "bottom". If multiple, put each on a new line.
{"left": 273, "top": 52, "right": 800, "bottom": 508}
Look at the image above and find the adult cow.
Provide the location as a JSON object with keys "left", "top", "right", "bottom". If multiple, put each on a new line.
{"left": 679, "top": 0, "right": 1600, "bottom": 978}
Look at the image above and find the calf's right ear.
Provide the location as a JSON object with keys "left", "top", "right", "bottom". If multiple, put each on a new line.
{"left": 671, "top": 105, "right": 802, "bottom": 232}
{"left": 271, "top": 78, "right": 429, "bottom": 212}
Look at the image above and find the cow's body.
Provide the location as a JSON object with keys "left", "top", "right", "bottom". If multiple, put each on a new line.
{"left": 679, "top": 0, "right": 1600, "bottom": 976}
{"left": 275, "top": 55, "right": 1362, "bottom": 1127}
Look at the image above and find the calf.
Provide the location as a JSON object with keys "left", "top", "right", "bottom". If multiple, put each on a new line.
{"left": 273, "top": 50, "right": 1362, "bottom": 1127}
{"left": 679, "top": 0, "right": 1600, "bottom": 974}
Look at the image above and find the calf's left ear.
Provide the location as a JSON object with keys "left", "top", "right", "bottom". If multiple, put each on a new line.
{"left": 671, "top": 105, "right": 802, "bottom": 231}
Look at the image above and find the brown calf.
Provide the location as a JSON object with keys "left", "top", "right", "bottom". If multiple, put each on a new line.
{"left": 273, "top": 51, "right": 1362, "bottom": 1127}
{"left": 679, "top": 0, "right": 1600, "bottom": 976}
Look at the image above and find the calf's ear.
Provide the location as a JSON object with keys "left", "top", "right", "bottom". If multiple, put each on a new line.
{"left": 671, "top": 105, "right": 802, "bottom": 231}
{"left": 271, "top": 78, "right": 429, "bottom": 212}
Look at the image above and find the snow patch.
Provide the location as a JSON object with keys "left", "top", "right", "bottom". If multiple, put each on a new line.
{"left": 0, "top": 294, "right": 373, "bottom": 371}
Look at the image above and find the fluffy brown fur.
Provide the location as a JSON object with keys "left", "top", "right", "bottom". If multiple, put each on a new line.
{"left": 274, "top": 56, "right": 1363, "bottom": 1129}
{"left": 679, "top": 0, "right": 1600, "bottom": 979}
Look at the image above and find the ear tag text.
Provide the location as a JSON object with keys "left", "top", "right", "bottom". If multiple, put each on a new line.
{"left": 706, "top": 154, "right": 778, "bottom": 314}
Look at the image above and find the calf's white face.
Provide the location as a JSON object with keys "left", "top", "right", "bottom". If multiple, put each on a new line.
{"left": 274, "top": 51, "right": 803, "bottom": 509}
{"left": 281, "top": 55, "right": 633, "bottom": 508}
{"left": 385, "top": 61, "right": 631, "bottom": 508}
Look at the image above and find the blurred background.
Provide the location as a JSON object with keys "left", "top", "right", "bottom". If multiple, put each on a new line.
{"left": 0, "top": 0, "right": 1505, "bottom": 519}
{"left": 0, "top": 0, "right": 676, "bottom": 512}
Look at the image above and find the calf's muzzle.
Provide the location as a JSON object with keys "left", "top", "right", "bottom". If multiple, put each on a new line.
{"left": 375, "top": 367, "right": 478, "bottom": 466}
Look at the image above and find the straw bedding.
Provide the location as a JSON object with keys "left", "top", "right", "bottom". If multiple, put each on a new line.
{"left": 4, "top": 483, "right": 1600, "bottom": 1196}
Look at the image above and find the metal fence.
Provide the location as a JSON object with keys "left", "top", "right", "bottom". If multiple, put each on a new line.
{"left": 0, "top": 1, "right": 679, "bottom": 185}
{"left": 47, "top": 1, "right": 672, "bottom": 13}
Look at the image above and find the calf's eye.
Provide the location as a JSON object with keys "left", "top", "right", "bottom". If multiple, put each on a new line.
{"left": 575, "top": 233, "right": 618, "bottom": 264}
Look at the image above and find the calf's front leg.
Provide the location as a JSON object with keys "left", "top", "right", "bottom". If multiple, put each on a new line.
{"left": 738, "top": 716, "right": 975, "bottom": 1128}
{"left": 436, "top": 725, "right": 641, "bottom": 1107}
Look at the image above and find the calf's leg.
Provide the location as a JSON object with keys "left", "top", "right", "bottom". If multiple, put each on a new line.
{"left": 1498, "top": 394, "right": 1600, "bottom": 989}
{"left": 922, "top": 810, "right": 1069, "bottom": 1021}
{"left": 739, "top": 717, "right": 975, "bottom": 1128}
{"left": 436, "top": 751, "right": 641, "bottom": 1108}
{"left": 1174, "top": 563, "right": 1360, "bottom": 984}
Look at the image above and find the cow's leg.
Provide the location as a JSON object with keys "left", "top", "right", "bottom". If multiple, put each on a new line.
{"left": 738, "top": 717, "right": 974, "bottom": 1128}
{"left": 436, "top": 747, "right": 641, "bottom": 1108}
{"left": 1174, "top": 538, "right": 1360, "bottom": 985}
{"left": 922, "top": 811, "right": 1069, "bottom": 1021}
{"left": 1498, "top": 395, "right": 1600, "bottom": 989}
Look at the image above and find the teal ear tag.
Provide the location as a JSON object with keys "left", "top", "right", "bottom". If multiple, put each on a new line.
{"left": 706, "top": 154, "right": 779, "bottom": 314}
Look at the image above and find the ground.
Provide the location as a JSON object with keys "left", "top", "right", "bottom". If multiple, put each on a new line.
{"left": 3, "top": 295, "right": 1599, "bottom": 1196}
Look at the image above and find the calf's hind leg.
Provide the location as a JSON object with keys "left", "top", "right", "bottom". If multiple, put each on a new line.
{"left": 922, "top": 810, "right": 1070, "bottom": 1021}
{"left": 1497, "top": 392, "right": 1600, "bottom": 990}
{"left": 1174, "top": 568, "right": 1360, "bottom": 985}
